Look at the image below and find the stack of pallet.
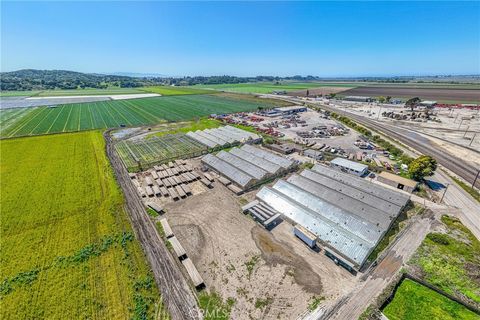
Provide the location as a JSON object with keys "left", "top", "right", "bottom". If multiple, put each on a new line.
{"left": 135, "top": 160, "right": 204, "bottom": 201}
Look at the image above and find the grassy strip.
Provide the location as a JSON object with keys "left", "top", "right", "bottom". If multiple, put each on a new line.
{"left": 367, "top": 202, "right": 423, "bottom": 263}
{"left": 383, "top": 279, "right": 479, "bottom": 320}
{"left": 198, "top": 291, "right": 235, "bottom": 320}
{"left": 142, "top": 86, "right": 214, "bottom": 96}
{"left": 450, "top": 175, "right": 480, "bottom": 203}
{"left": 408, "top": 215, "right": 480, "bottom": 306}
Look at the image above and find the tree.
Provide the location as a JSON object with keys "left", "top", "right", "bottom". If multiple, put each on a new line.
{"left": 405, "top": 97, "right": 421, "bottom": 112}
{"left": 408, "top": 155, "right": 437, "bottom": 181}
{"left": 378, "top": 96, "right": 386, "bottom": 103}
{"left": 386, "top": 96, "right": 392, "bottom": 103}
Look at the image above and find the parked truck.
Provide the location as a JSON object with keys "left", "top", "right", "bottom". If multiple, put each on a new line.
{"left": 294, "top": 225, "right": 317, "bottom": 248}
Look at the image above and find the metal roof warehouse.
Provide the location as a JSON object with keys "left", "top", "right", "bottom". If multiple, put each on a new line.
{"left": 201, "top": 145, "right": 295, "bottom": 189}
{"left": 254, "top": 164, "right": 410, "bottom": 270}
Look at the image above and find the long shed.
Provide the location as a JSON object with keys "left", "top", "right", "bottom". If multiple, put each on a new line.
{"left": 182, "top": 258, "right": 205, "bottom": 290}
{"left": 168, "top": 236, "right": 187, "bottom": 260}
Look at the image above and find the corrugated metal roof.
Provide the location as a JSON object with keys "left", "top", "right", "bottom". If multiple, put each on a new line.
{"left": 223, "top": 125, "right": 261, "bottom": 140}
{"left": 331, "top": 157, "right": 368, "bottom": 172}
{"left": 202, "top": 153, "right": 254, "bottom": 188}
{"left": 195, "top": 130, "right": 229, "bottom": 146}
{"left": 273, "top": 179, "right": 382, "bottom": 244}
{"left": 216, "top": 151, "right": 268, "bottom": 180}
{"left": 253, "top": 165, "right": 409, "bottom": 267}
{"left": 312, "top": 164, "right": 409, "bottom": 207}
{"left": 204, "top": 128, "right": 237, "bottom": 144}
{"left": 256, "top": 186, "right": 372, "bottom": 265}
{"left": 186, "top": 131, "right": 218, "bottom": 148}
{"left": 241, "top": 144, "right": 294, "bottom": 169}
{"left": 230, "top": 148, "right": 281, "bottom": 174}
{"left": 299, "top": 169, "right": 402, "bottom": 217}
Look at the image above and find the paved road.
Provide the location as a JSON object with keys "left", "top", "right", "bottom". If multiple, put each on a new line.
{"left": 320, "top": 215, "right": 433, "bottom": 320}
{"left": 279, "top": 96, "right": 480, "bottom": 189}
{"left": 104, "top": 131, "right": 201, "bottom": 320}
{"left": 428, "top": 171, "right": 480, "bottom": 239}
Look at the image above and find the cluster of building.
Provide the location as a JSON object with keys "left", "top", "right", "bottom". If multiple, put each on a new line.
{"left": 245, "top": 164, "right": 410, "bottom": 272}
{"left": 258, "top": 105, "right": 307, "bottom": 117}
{"left": 186, "top": 125, "right": 261, "bottom": 149}
{"left": 201, "top": 144, "right": 297, "bottom": 191}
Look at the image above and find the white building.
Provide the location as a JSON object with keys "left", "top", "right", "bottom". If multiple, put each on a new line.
{"left": 330, "top": 157, "right": 368, "bottom": 176}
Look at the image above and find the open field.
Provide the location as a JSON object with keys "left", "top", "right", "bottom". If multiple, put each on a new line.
{"left": 191, "top": 82, "right": 357, "bottom": 94}
{"left": 407, "top": 215, "right": 480, "bottom": 307}
{"left": 0, "top": 131, "right": 165, "bottom": 319}
{"left": 338, "top": 86, "right": 480, "bottom": 103}
{"left": 142, "top": 86, "right": 215, "bottom": 96}
{"left": 0, "top": 94, "right": 279, "bottom": 138}
{"left": 36, "top": 87, "right": 147, "bottom": 96}
{"left": 383, "top": 279, "right": 479, "bottom": 320}
{"left": 0, "top": 90, "right": 42, "bottom": 97}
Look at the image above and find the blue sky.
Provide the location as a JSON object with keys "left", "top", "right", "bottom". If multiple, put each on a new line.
{"left": 1, "top": 1, "right": 479, "bottom": 77}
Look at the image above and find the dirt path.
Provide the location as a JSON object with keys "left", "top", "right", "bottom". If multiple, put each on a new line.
{"left": 320, "top": 214, "right": 433, "bottom": 320}
{"left": 104, "top": 131, "right": 200, "bottom": 320}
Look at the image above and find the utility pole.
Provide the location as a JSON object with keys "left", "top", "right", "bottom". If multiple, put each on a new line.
{"left": 377, "top": 107, "right": 382, "bottom": 120}
{"left": 470, "top": 132, "right": 477, "bottom": 146}
{"left": 463, "top": 125, "right": 469, "bottom": 138}
{"left": 458, "top": 118, "right": 465, "bottom": 129}
{"left": 440, "top": 183, "right": 449, "bottom": 203}
{"left": 454, "top": 112, "right": 460, "bottom": 123}
{"left": 473, "top": 169, "right": 480, "bottom": 189}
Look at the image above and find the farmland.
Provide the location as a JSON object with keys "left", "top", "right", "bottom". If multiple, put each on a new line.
{"left": 0, "top": 131, "right": 165, "bottom": 319}
{"left": 383, "top": 279, "right": 478, "bottom": 320}
{"left": 407, "top": 215, "right": 480, "bottom": 308}
{"left": 142, "top": 86, "right": 214, "bottom": 96}
{"left": 337, "top": 86, "right": 480, "bottom": 103}
{"left": 0, "top": 94, "right": 278, "bottom": 138}
{"left": 191, "top": 81, "right": 356, "bottom": 94}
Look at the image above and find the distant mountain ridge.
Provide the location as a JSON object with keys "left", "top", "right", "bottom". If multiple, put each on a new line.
{"left": 0, "top": 69, "right": 151, "bottom": 91}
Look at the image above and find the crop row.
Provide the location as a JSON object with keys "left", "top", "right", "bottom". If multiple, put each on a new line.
{"left": 116, "top": 133, "right": 208, "bottom": 171}
{"left": 0, "top": 94, "right": 272, "bottom": 138}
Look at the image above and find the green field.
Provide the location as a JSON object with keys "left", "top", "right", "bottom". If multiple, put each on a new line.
{"left": 0, "top": 90, "right": 42, "bottom": 97}
{"left": 0, "top": 94, "right": 277, "bottom": 138}
{"left": 36, "top": 87, "right": 147, "bottom": 96}
{"left": 0, "top": 88, "right": 146, "bottom": 97}
{"left": 0, "top": 131, "right": 165, "bottom": 319}
{"left": 142, "top": 86, "right": 214, "bottom": 96}
{"left": 191, "top": 81, "right": 480, "bottom": 95}
{"left": 190, "top": 81, "right": 352, "bottom": 94}
{"left": 383, "top": 279, "right": 479, "bottom": 320}
{"left": 408, "top": 215, "right": 480, "bottom": 306}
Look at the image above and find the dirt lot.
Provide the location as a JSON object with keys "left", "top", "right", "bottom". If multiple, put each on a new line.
{"left": 162, "top": 180, "right": 358, "bottom": 319}
{"left": 338, "top": 87, "right": 480, "bottom": 103}
{"left": 288, "top": 87, "right": 351, "bottom": 97}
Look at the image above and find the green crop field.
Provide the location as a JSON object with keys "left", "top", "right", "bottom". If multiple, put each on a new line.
{"left": 0, "top": 90, "right": 42, "bottom": 97}
{"left": 408, "top": 215, "right": 480, "bottom": 306}
{"left": 142, "top": 86, "right": 214, "bottom": 96}
{"left": 0, "top": 131, "right": 166, "bottom": 319}
{"left": 190, "top": 82, "right": 348, "bottom": 94}
{"left": 36, "top": 87, "right": 147, "bottom": 96}
{"left": 383, "top": 279, "right": 479, "bottom": 320}
{"left": 0, "top": 94, "right": 277, "bottom": 138}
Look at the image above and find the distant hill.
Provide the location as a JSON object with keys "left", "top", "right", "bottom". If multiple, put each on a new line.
{"left": 0, "top": 69, "right": 154, "bottom": 91}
